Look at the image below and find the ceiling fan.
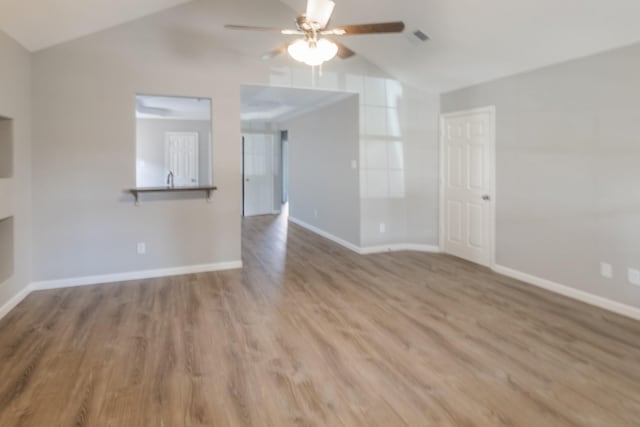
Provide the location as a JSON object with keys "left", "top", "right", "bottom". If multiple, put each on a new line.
{"left": 225, "top": 0, "right": 405, "bottom": 66}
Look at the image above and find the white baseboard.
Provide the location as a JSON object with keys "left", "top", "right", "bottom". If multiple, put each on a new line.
{"left": 31, "top": 260, "right": 243, "bottom": 291}
{"left": 0, "top": 261, "right": 242, "bottom": 321}
{"left": 493, "top": 265, "right": 640, "bottom": 321}
{"left": 286, "top": 218, "right": 639, "bottom": 320}
{"left": 288, "top": 216, "right": 362, "bottom": 253}
{"left": 288, "top": 217, "right": 440, "bottom": 256}
{"left": 0, "top": 284, "right": 33, "bottom": 321}
{"left": 360, "top": 243, "right": 441, "bottom": 255}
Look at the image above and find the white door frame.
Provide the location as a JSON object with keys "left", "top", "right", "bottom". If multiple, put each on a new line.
{"left": 438, "top": 106, "right": 496, "bottom": 268}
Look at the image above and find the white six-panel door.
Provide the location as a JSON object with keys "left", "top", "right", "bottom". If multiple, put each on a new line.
{"left": 243, "top": 133, "right": 274, "bottom": 217}
{"left": 440, "top": 107, "right": 495, "bottom": 266}
{"left": 165, "top": 132, "right": 199, "bottom": 186}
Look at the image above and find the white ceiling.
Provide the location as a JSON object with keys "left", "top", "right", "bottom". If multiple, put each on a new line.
{"left": 0, "top": 0, "right": 191, "bottom": 51}
{"left": 241, "top": 85, "right": 352, "bottom": 122}
{"left": 2, "top": 0, "right": 640, "bottom": 91}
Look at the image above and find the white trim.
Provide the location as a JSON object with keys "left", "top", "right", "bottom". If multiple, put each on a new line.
{"left": 359, "top": 244, "right": 441, "bottom": 255}
{"left": 0, "top": 261, "right": 243, "bottom": 320}
{"left": 289, "top": 217, "right": 441, "bottom": 256}
{"left": 0, "top": 260, "right": 242, "bottom": 320}
{"left": 493, "top": 265, "right": 640, "bottom": 321}
{"left": 289, "top": 216, "right": 362, "bottom": 253}
{"left": 31, "top": 261, "right": 243, "bottom": 291}
{"left": 0, "top": 284, "right": 32, "bottom": 320}
{"left": 439, "top": 105, "right": 496, "bottom": 268}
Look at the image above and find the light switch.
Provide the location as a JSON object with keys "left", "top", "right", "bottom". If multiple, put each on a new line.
{"left": 600, "top": 262, "right": 613, "bottom": 279}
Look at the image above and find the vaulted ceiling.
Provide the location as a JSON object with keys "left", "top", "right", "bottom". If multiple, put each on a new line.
{"left": 0, "top": 0, "right": 191, "bottom": 51}
{"left": 2, "top": 0, "right": 640, "bottom": 92}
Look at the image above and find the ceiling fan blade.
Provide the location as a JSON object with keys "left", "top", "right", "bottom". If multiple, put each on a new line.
{"left": 305, "top": 0, "right": 336, "bottom": 29}
{"left": 334, "top": 41, "right": 355, "bottom": 59}
{"left": 323, "top": 21, "right": 405, "bottom": 36}
{"left": 225, "top": 25, "right": 302, "bottom": 35}
{"left": 281, "top": 29, "right": 305, "bottom": 35}
{"left": 261, "top": 43, "right": 291, "bottom": 61}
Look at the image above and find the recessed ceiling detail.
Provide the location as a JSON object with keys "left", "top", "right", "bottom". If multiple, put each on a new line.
{"left": 241, "top": 85, "right": 353, "bottom": 122}
{"left": 136, "top": 95, "right": 210, "bottom": 121}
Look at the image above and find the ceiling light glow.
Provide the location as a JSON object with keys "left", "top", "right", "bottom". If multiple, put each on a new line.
{"left": 288, "top": 38, "right": 338, "bottom": 66}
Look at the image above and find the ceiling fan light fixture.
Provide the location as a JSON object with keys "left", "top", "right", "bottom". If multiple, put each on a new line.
{"left": 288, "top": 38, "right": 338, "bottom": 66}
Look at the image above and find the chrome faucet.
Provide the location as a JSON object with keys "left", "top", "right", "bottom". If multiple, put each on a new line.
{"left": 167, "top": 171, "right": 174, "bottom": 188}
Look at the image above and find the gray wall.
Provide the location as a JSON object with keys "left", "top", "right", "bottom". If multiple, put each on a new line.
{"left": 31, "top": 8, "right": 265, "bottom": 281}
{"left": 283, "top": 96, "right": 361, "bottom": 246}
{"left": 29, "top": 0, "right": 436, "bottom": 282}
{"left": 0, "top": 30, "right": 32, "bottom": 308}
{"left": 441, "top": 42, "right": 640, "bottom": 309}
{"left": 359, "top": 87, "right": 440, "bottom": 247}
{"left": 136, "top": 118, "right": 212, "bottom": 186}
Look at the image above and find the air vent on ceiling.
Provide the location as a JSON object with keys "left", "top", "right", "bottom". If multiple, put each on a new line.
{"left": 412, "top": 30, "right": 430, "bottom": 42}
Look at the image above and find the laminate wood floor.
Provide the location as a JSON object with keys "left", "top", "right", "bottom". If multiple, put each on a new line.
{"left": 1, "top": 212, "right": 640, "bottom": 426}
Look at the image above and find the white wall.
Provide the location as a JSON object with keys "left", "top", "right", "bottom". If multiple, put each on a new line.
{"left": 282, "top": 95, "right": 360, "bottom": 246}
{"left": 441, "top": 42, "right": 640, "bottom": 309}
{"left": 0, "top": 30, "right": 32, "bottom": 312}
{"left": 136, "top": 118, "right": 211, "bottom": 187}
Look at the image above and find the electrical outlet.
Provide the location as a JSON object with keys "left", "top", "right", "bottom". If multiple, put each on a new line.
{"left": 628, "top": 268, "right": 640, "bottom": 286}
{"left": 351, "top": 160, "right": 358, "bottom": 169}
{"left": 314, "top": 209, "right": 318, "bottom": 218}
{"left": 600, "top": 262, "right": 613, "bottom": 279}
{"left": 379, "top": 223, "right": 386, "bottom": 233}
{"left": 137, "top": 242, "right": 146, "bottom": 255}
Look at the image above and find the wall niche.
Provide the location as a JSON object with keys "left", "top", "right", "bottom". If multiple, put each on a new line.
{"left": 0, "top": 216, "right": 13, "bottom": 284}
{"left": 0, "top": 116, "right": 13, "bottom": 178}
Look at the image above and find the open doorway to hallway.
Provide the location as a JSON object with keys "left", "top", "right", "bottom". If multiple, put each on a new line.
{"left": 240, "top": 84, "right": 357, "bottom": 223}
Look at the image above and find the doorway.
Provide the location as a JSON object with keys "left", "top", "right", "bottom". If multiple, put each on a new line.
{"left": 165, "top": 131, "right": 199, "bottom": 186}
{"left": 281, "top": 130, "right": 289, "bottom": 205}
{"left": 439, "top": 106, "right": 496, "bottom": 267}
{"left": 240, "top": 85, "right": 351, "bottom": 218}
{"left": 243, "top": 133, "right": 275, "bottom": 217}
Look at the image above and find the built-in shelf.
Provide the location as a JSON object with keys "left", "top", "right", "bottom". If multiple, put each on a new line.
{"left": 0, "top": 116, "right": 13, "bottom": 179}
{"left": 0, "top": 216, "right": 14, "bottom": 285}
{"left": 128, "top": 185, "right": 218, "bottom": 205}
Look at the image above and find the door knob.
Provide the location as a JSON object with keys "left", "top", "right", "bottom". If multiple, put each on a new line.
{"left": 482, "top": 195, "right": 491, "bottom": 201}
